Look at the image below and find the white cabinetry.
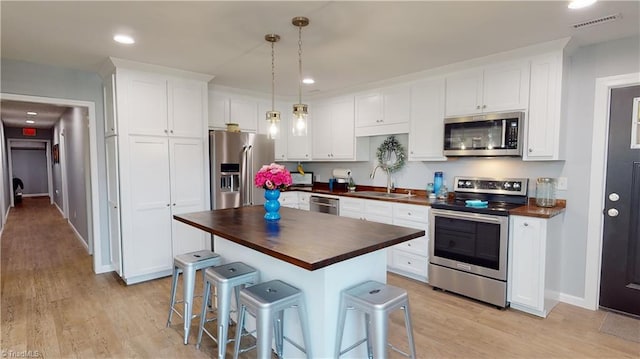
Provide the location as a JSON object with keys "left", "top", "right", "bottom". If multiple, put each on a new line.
{"left": 210, "top": 87, "right": 259, "bottom": 132}
{"left": 298, "top": 192, "right": 311, "bottom": 211}
{"left": 101, "top": 60, "right": 211, "bottom": 284}
{"left": 445, "top": 61, "right": 530, "bottom": 117}
{"left": 279, "top": 191, "right": 300, "bottom": 209}
{"left": 524, "top": 51, "right": 567, "bottom": 161}
{"left": 287, "top": 127, "right": 312, "bottom": 161}
{"left": 389, "top": 204, "right": 429, "bottom": 282}
{"left": 508, "top": 214, "right": 563, "bottom": 317}
{"left": 409, "top": 77, "right": 446, "bottom": 161}
{"left": 355, "top": 84, "right": 411, "bottom": 136}
{"left": 312, "top": 97, "right": 369, "bottom": 161}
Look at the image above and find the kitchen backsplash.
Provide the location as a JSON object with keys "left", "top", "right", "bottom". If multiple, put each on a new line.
{"left": 284, "top": 134, "right": 566, "bottom": 198}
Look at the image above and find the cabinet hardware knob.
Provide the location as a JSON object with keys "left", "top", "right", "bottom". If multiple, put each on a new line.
{"left": 164, "top": 129, "right": 168, "bottom": 133}
{"left": 172, "top": 203, "right": 176, "bottom": 206}
{"left": 524, "top": 223, "right": 528, "bottom": 226}
{"left": 407, "top": 261, "right": 411, "bottom": 265}
{"left": 529, "top": 148, "right": 533, "bottom": 153}
{"left": 482, "top": 105, "right": 487, "bottom": 109}
{"left": 170, "top": 130, "right": 174, "bottom": 134}
{"left": 476, "top": 105, "right": 481, "bottom": 109}
{"left": 408, "top": 243, "right": 412, "bottom": 246}
{"left": 166, "top": 204, "right": 170, "bottom": 207}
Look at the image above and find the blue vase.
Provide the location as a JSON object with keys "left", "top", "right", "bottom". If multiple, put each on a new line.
{"left": 263, "top": 189, "right": 281, "bottom": 221}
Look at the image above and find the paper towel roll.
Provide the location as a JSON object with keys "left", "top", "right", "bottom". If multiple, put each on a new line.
{"left": 332, "top": 168, "right": 352, "bottom": 179}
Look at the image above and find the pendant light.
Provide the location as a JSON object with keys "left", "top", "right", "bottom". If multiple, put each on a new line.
{"left": 265, "top": 33, "right": 281, "bottom": 139}
{"left": 291, "top": 16, "right": 309, "bottom": 137}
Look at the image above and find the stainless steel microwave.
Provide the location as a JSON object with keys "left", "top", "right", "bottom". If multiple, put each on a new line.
{"left": 443, "top": 111, "right": 524, "bottom": 157}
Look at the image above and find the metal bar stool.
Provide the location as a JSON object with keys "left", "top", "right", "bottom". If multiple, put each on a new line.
{"left": 232, "top": 279, "right": 312, "bottom": 359}
{"left": 166, "top": 250, "right": 222, "bottom": 344}
{"left": 196, "top": 262, "right": 260, "bottom": 359}
{"left": 335, "top": 280, "right": 417, "bottom": 359}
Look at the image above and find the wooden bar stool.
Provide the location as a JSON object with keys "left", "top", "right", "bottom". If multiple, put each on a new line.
{"left": 232, "top": 279, "right": 312, "bottom": 359}
{"left": 166, "top": 250, "right": 221, "bottom": 344}
{"left": 335, "top": 280, "right": 416, "bottom": 359}
{"left": 196, "top": 262, "right": 260, "bottom": 359}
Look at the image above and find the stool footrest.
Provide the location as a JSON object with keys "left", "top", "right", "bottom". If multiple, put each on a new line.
{"left": 339, "top": 338, "right": 368, "bottom": 356}
{"left": 283, "top": 335, "right": 307, "bottom": 354}
{"left": 389, "top": 343, "right": 411, "bottom": 358}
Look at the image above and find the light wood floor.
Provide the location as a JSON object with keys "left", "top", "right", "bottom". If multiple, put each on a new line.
{"left": 2, "top": 197, "right": 638, "bottom": 358}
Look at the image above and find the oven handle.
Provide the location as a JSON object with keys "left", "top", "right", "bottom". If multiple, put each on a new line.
{"left": 431, "top": 208, "right": 507, "bottom": 225}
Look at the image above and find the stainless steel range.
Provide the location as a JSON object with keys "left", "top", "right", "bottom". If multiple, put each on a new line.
{"left": 428, "top": 176, "right": 528, "bottom": 308}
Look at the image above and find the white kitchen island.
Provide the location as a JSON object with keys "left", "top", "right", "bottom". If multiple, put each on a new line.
{"left": 174, "top": 206, "right": 424, "bottom": 358}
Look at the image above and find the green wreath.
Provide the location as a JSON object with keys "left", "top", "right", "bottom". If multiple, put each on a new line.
{"left": 376, "top": 135, "right": 406, "bottom": 173}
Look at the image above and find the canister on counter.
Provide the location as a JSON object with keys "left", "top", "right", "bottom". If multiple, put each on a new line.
{"left": 434, "top": 172, "right": 443, "bottom": 195}
{"left": 535, "top": 177, "right": 556, "bottom": 207}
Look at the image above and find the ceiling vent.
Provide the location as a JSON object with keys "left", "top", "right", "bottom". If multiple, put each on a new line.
{"left": 571, "top": 13, "right": 621, "bottom": 29}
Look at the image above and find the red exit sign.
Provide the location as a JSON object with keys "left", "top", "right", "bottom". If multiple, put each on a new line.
{"left": 22, "top": 128, "right": 36, "bottom": 136}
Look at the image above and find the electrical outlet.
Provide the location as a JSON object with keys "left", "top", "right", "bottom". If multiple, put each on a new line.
{"left": 557, "top": 177, "right": 568, "bottom": 190}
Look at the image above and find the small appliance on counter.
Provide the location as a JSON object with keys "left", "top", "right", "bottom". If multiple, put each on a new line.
{"left": 291, "top": 172, "right": 314, "bottom": 190}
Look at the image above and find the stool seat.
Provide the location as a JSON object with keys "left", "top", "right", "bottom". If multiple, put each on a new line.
{"left": 233, "top": 280, "right": 312, "bottom": 359}
{"left": 167, "top": 250, "right": 221, "bottom": 345}
{"left": 196, "top": 262, "right": 259, "bottom": 359}
{"left": 336, "top": 280, "right": 416, "bottom": 359}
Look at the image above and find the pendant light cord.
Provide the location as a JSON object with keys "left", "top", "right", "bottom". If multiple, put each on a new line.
{"left": 271, "top": 40, "right": 276, "bottom": 111}
{"left": 298, "top": 24, "right": 303, "bottom": 105}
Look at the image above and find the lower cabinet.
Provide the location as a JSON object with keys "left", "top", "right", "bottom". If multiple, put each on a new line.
{"left": 389, "top": 204, "right": 429, "bottom": 282}
{"left": 279, "top": 191, "right": 300, "bottom": 209}
{"left": 339, "top": 197, "right": 430, "bottom": 283}
{"left": 117, "top": 136, "right": 208, "bottom": 284}
{"left": 508, "top": 214, "right": 563, "bottom": 317}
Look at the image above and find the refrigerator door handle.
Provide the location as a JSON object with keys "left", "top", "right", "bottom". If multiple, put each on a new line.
{"left": 246, "top": 145, "right": 253, "bottom": 205}
{"left": 241, "top": 145, "right": 249, "bottom": 206}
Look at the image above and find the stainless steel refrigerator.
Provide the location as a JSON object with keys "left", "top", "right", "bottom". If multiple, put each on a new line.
{"left": 210, "top": 130, "right": 275, "bottom": 210}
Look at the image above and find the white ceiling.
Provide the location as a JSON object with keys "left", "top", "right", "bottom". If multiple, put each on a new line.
{"left": 0, "top": 100, "right": 69, "bottom": 129}
{"left": 1, "top": 1, "right": 639, "bottom": 114}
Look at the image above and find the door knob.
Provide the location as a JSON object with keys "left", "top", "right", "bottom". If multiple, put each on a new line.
{"left": 607, "top": 208, "right": 619, "bottom": 217}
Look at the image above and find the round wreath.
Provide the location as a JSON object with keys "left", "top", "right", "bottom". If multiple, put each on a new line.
{"left": 376, "top": 135, "right": 406, "bottom": 173}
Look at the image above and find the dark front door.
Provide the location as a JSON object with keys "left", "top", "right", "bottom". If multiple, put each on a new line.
{"left": 599, "top": 85, "right": 640, "bottom": 316}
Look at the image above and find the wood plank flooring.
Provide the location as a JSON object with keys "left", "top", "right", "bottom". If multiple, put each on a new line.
{"left": 2, "top": 197, "right": 638, "bottom": 358}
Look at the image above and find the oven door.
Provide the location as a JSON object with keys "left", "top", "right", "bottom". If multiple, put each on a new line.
{"left": 429, "top": 208, "right": 508, "bottom": 280}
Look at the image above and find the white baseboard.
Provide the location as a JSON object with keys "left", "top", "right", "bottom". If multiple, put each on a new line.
{"left": 559, "top": 292, "right": 594, "bottom": 310}
{"left": 54, "top": 202, "right": 65, "bottom": 217}
{"left": 23, "top": 193, "right": 49, "bottom": 197}
{"left": 95, "top": 264, "right": 115, "bottom": 274}
{"left": 68, "top": 219, "right": 89, "bottom": 253}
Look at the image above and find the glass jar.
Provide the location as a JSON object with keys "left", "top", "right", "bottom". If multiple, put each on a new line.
{"left": 535, "top": 177, "right": 557, "bottom": 207}
{"left": 434, "top": 172, "right": 443, "bottom": 195}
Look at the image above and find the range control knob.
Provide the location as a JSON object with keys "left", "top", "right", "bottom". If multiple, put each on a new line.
{"left": 503, "top": 182, "right": 512, "bottom": 189}
{"left": 465, "top": 181, "right": 472, "bottom": 187}
{"left": 458, "top": 180, "right": 465, "bottom": 188}
{"left": 513, "top": 182, "right": 521, "bottom": 189}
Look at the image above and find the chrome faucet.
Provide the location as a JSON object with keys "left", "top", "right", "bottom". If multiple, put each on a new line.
{"left": 370, "top": 165, "right": 394, "bottom": 194}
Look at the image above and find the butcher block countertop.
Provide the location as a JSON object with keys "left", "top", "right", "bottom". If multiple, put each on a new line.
{"left": 291, "top": 184, "right": 566, "bottom": 218}
{"left": 173, "top": 206, "right": 424, "bottom": 271}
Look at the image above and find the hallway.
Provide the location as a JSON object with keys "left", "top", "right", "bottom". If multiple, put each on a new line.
{"left": 1, "top": 198, "right": 638, "bottom": 358}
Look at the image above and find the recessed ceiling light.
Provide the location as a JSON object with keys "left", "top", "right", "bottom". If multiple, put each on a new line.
{"left": 26, "top": 120, "right": 35, "bottom": 124}
{"left": 26, "top": 111, "right": 37, "bottom": 116}
{"left": 568, "top": 0, "right": 597, "bottom": 9}
{"left": 114, "top": 34, "right": 135, "bottom": 44}
{"left": 302, "top": 78, "right": 315, "bottom": 84}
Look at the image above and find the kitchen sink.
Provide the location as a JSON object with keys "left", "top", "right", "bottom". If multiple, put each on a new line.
{"left": 353, "top": 191, "right": 414, "bottom": 199}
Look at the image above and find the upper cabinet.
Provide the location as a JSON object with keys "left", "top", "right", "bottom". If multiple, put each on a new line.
{"left": 312, "top": 96, "right": 369, "bottom": 161}
{"left": 445, "top": 60, "right": 530, "bottom": 117}
{"left": 210, "top": 90, "right": 259, "bottom": 132}
{"left": 355, "top": 84, "right": 411, "bottom": 136}
{"left": 409, "top": 77, "right": 446, "bottom": 161}
{"left": 114, "top": 69, "right": 208, "bottom": 139}
{"left": 524, "top": 51, "right": 567, "bottom": 161}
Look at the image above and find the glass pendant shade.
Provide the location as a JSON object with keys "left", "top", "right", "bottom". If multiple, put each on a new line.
{"left": 291, "top": 103, "right": 308, "bottom": 136}
{"left": 266, "top": 110, "right": 280, "bottom": 139}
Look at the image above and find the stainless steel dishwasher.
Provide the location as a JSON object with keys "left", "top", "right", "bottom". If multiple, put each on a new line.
{"left": 309, "top": 196, "right": 339, "bottom": 215}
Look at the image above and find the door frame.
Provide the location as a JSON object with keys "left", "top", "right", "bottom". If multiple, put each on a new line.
{"left": 7, "top": 139, "right": 54, "bottom": 205}
{"left": 0, "top": 92, "right": 102, "bottom": 273}
{"left": 585, "top": 72, "right": 640, "bottom": 310}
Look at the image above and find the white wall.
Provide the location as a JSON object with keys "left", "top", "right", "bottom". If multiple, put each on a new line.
{"left": 58, "top": 107, "right": 90, "bottom": 244}
{"left": 52, "top": 122, "right": 64, "bottom": 211}
{"left": 0, "top": 59, "right": 108, "bottom": 266}
{"left": 560, "top": 35, "right": 640, "bottom": 299}
{"left": 11, "top": 149, "right": 48, "bottom": 194}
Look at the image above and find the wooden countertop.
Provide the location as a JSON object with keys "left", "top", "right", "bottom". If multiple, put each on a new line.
{"left": 292, "top": 187, "right": 566, "bottom": 218}
{"left": 173, "top": 206, "right": 425, "bottom": 271}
